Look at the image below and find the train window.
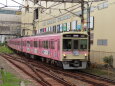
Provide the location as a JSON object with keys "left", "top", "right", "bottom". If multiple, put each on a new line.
{"left": 73, "top": 40, "right": 79, "bottom": 49}
{"left": 23, "top": 41, "right": 25, "bottom": 46}
{"left": 42, "top": 41, "right": 45, "bottom": 48}
{"left": 49, "top": 41, "right": 50, "bottom": 49}
{"left": 46, "top": 41, "right": 48, "bottom": 49}
{"left": 30, "top": 41, "right": 33, "bottom": 47}
{"left": 80, "top": 39, "right": 87, "bottom": 49}
{"left": 24, "top": 41, "right": 26, "bottom": 46}
{"left": 63, "top": 39, "right": 72, "bottom": 50}
{"left": 39, "top": 41, "right": 42, "bottom": 48}
{"left": 22, "top": 41, "right": 23, "bottom": 46}
{"left": 34, "top": 41, "right": 38, "bottom": 47}
{"left": 19, "top": 41, "right": 20, "bottom": 45}
{"left": 27, "top": 41, "right": 30, "bottom": 47}
{"left": 43, "top": 41, "right": 48, "bottom": 49}
{"left": 51, "top": 41, "right": 54, "bottom": 49}
{"left": 18, "top": 41, "right": 20, "bottom": 45}
{"left": 58, "top": 40, "right": 60, "bottom": 50}
{"left": 39, "top": 41, "right": 40, "bottom": 48}
{"left": 43, "top": 41, "right": 45, "bottom": 48}
{"left": 18, "top": 41, "right": 19, "bottom": 45}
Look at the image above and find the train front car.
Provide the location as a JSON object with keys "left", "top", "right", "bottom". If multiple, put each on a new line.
{"left": 61, "top": 32, "right": 88, "bottom": 69}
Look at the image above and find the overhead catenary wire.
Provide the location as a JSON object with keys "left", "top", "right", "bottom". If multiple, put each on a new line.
{"left": 0, "top": 3, "right": 6, "bottom": 6}
{"left": 11, "top": 0, "right": 25, "bottom": 7}
{"left": 37, "top": 5, "right": 82, "bottom": 23}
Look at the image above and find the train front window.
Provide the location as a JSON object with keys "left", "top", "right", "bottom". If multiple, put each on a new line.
{"left": 73, "top": 40, "right": 79, "bottom": 49}
{"left": 63, "top": 39, "right": 72, "bottom": 51}
{"left": 80, "top": 39, "right": 87, "bottom": 49}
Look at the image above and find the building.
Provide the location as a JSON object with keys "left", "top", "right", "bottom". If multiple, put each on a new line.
{"left": 21, "top": 0, "right": 34, "bottom": 36}
{"left": 0, "top": 8, "right": 21, "bottom": 43}
{"left": 21, "top": 0, "right": 115, "bottom": 68}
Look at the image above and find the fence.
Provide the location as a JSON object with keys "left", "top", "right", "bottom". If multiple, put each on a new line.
{"left": 90, "top": 50, "right": 115, "bottom": 68}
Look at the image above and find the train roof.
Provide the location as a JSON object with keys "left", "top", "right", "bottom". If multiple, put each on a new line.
{"left": 9, "top": 31, "right": 88, "bottom": 40}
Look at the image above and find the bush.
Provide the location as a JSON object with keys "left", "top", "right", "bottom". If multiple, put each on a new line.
{"left": 103, "top": 55, "right": 113, "bottom": 67}
{"left": 0, "top": 46, "right": 13, "bottom": 54}
{"left": 0, "top": 42, "right": 6, "bottom": 46}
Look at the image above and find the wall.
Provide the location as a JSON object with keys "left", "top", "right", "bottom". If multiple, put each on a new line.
{"left": 90, "top": 0, "right": 115, "bottom": 67}
{"left": 21, "top": 0, "right": 34, "bottom": 36}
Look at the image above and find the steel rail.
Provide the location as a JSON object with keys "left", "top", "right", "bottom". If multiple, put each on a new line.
{"left": 3, "top": 53, "right": 115, "bottom": 86}
{"left": 1, "top": 53, "right": 76, "bottom": 86}
{"left": 0, "top": 53, "right": 51, "bottom": 86}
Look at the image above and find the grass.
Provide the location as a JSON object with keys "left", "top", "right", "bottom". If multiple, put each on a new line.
{"left": 83, "top": 67, "right": 115, "bottom": 80}
{"left": 0, "top": 70, "right": 32, "bottom": 86}
{"left": 84, "top": 68, "right": 108, "bottom": 75}
{"left": 0, "top": 70, "right": 21, "bottom": 86}
{"left": 0, "top": 46, "right": 13, "bottom": 54}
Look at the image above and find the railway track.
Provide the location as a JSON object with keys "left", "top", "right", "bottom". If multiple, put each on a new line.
{"left": 31, "top": 61, "right": 115, "bottom": 86}
{"left": 0, "top": 53, "right": 75, "bottom": 86}
{"left": 0, "top": 53, "right": 115, "bottom": 86}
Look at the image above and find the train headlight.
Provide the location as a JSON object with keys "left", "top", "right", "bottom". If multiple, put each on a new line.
{"left": 84, "top": 53, "right": 87, "bottom": 60}
{"left": 85, "top": 53, "right": 87, "bottom": 57}
{"left": 63, "top": 54, "right": 67, "bottom": 58}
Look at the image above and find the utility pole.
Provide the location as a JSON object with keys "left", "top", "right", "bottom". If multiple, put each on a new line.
{"left": 81, "top": 0, "right": 91, "bottom": 67}
{"left": 81, "top": 0, "right": 84, "bottom": 31}
{"left": 87, "top": 2, "right": 91, "bottom": 67}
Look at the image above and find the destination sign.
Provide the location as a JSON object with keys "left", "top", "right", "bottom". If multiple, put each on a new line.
{"left": 63, "top": 34, "right": 87, "bottom": 38}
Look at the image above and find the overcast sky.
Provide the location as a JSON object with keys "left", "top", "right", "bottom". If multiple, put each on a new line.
{"left": 0, "top": 0, "right": 22, "bottom": 9}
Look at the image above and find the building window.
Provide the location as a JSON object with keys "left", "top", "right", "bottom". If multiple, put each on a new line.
{"left": 34, "top": 8, "right": 38, "bottom": 20}
{"left": 34, "top": 0, "right": 39, "bottom": 4}
{"left": 97, "top": 39, "right": 107, "bottom": 46}
{"left": 25, "top": 5, "right": 29, "bottom": 12}
{"left": 97, "top": 2, "right": 108, "bottom": 10}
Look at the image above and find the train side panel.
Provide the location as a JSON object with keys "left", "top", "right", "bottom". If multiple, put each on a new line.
{"left": 16, "top": 35, "right": 62, "bottom": 61}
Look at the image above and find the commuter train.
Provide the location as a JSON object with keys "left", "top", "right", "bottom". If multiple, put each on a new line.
{"left": 7, "top": 32, "right": 88, "bottom": 69}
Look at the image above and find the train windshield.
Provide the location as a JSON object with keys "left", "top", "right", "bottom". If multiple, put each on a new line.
{"left": 80, "top": 39, "right": 87, "bottom": 49}
{"left": 63, "top": 39, "right": 72, "bottom": 50}
{"left": 63, "top": 39, "right": 87, "bottom": 51}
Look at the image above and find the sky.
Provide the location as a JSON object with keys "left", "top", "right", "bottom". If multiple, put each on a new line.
{"left": 0, "top": 0, "right": 22, "bottom": 9}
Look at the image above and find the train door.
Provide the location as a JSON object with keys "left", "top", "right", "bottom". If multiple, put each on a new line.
{"left": 50, "top": 39, "right": 60, "bottom": 60}
{"left": 40, "top": 39, "right": 44, "bottom": 56}
{"left": 39, "top": 39, "right": 42, "bottom": 56}
{"left": 36, "top": 38, "right": 40, "bottom": 55}
{"left": 56, "top": 39, "right": 60, "bottom": 60}
{"left": 42, "top": 40, "right": 50, "bottom": 58}
{"left": 73, "top": 39, "right": 79, "bottom": 50}
{"left": 33, "top": 38, "right": 38, "bottom": 55}
{"left": 30, "top": 38, "right": 34, "bottom": 54}
{"left": 23, "top": 38, "right": 26, "bottom": 53}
